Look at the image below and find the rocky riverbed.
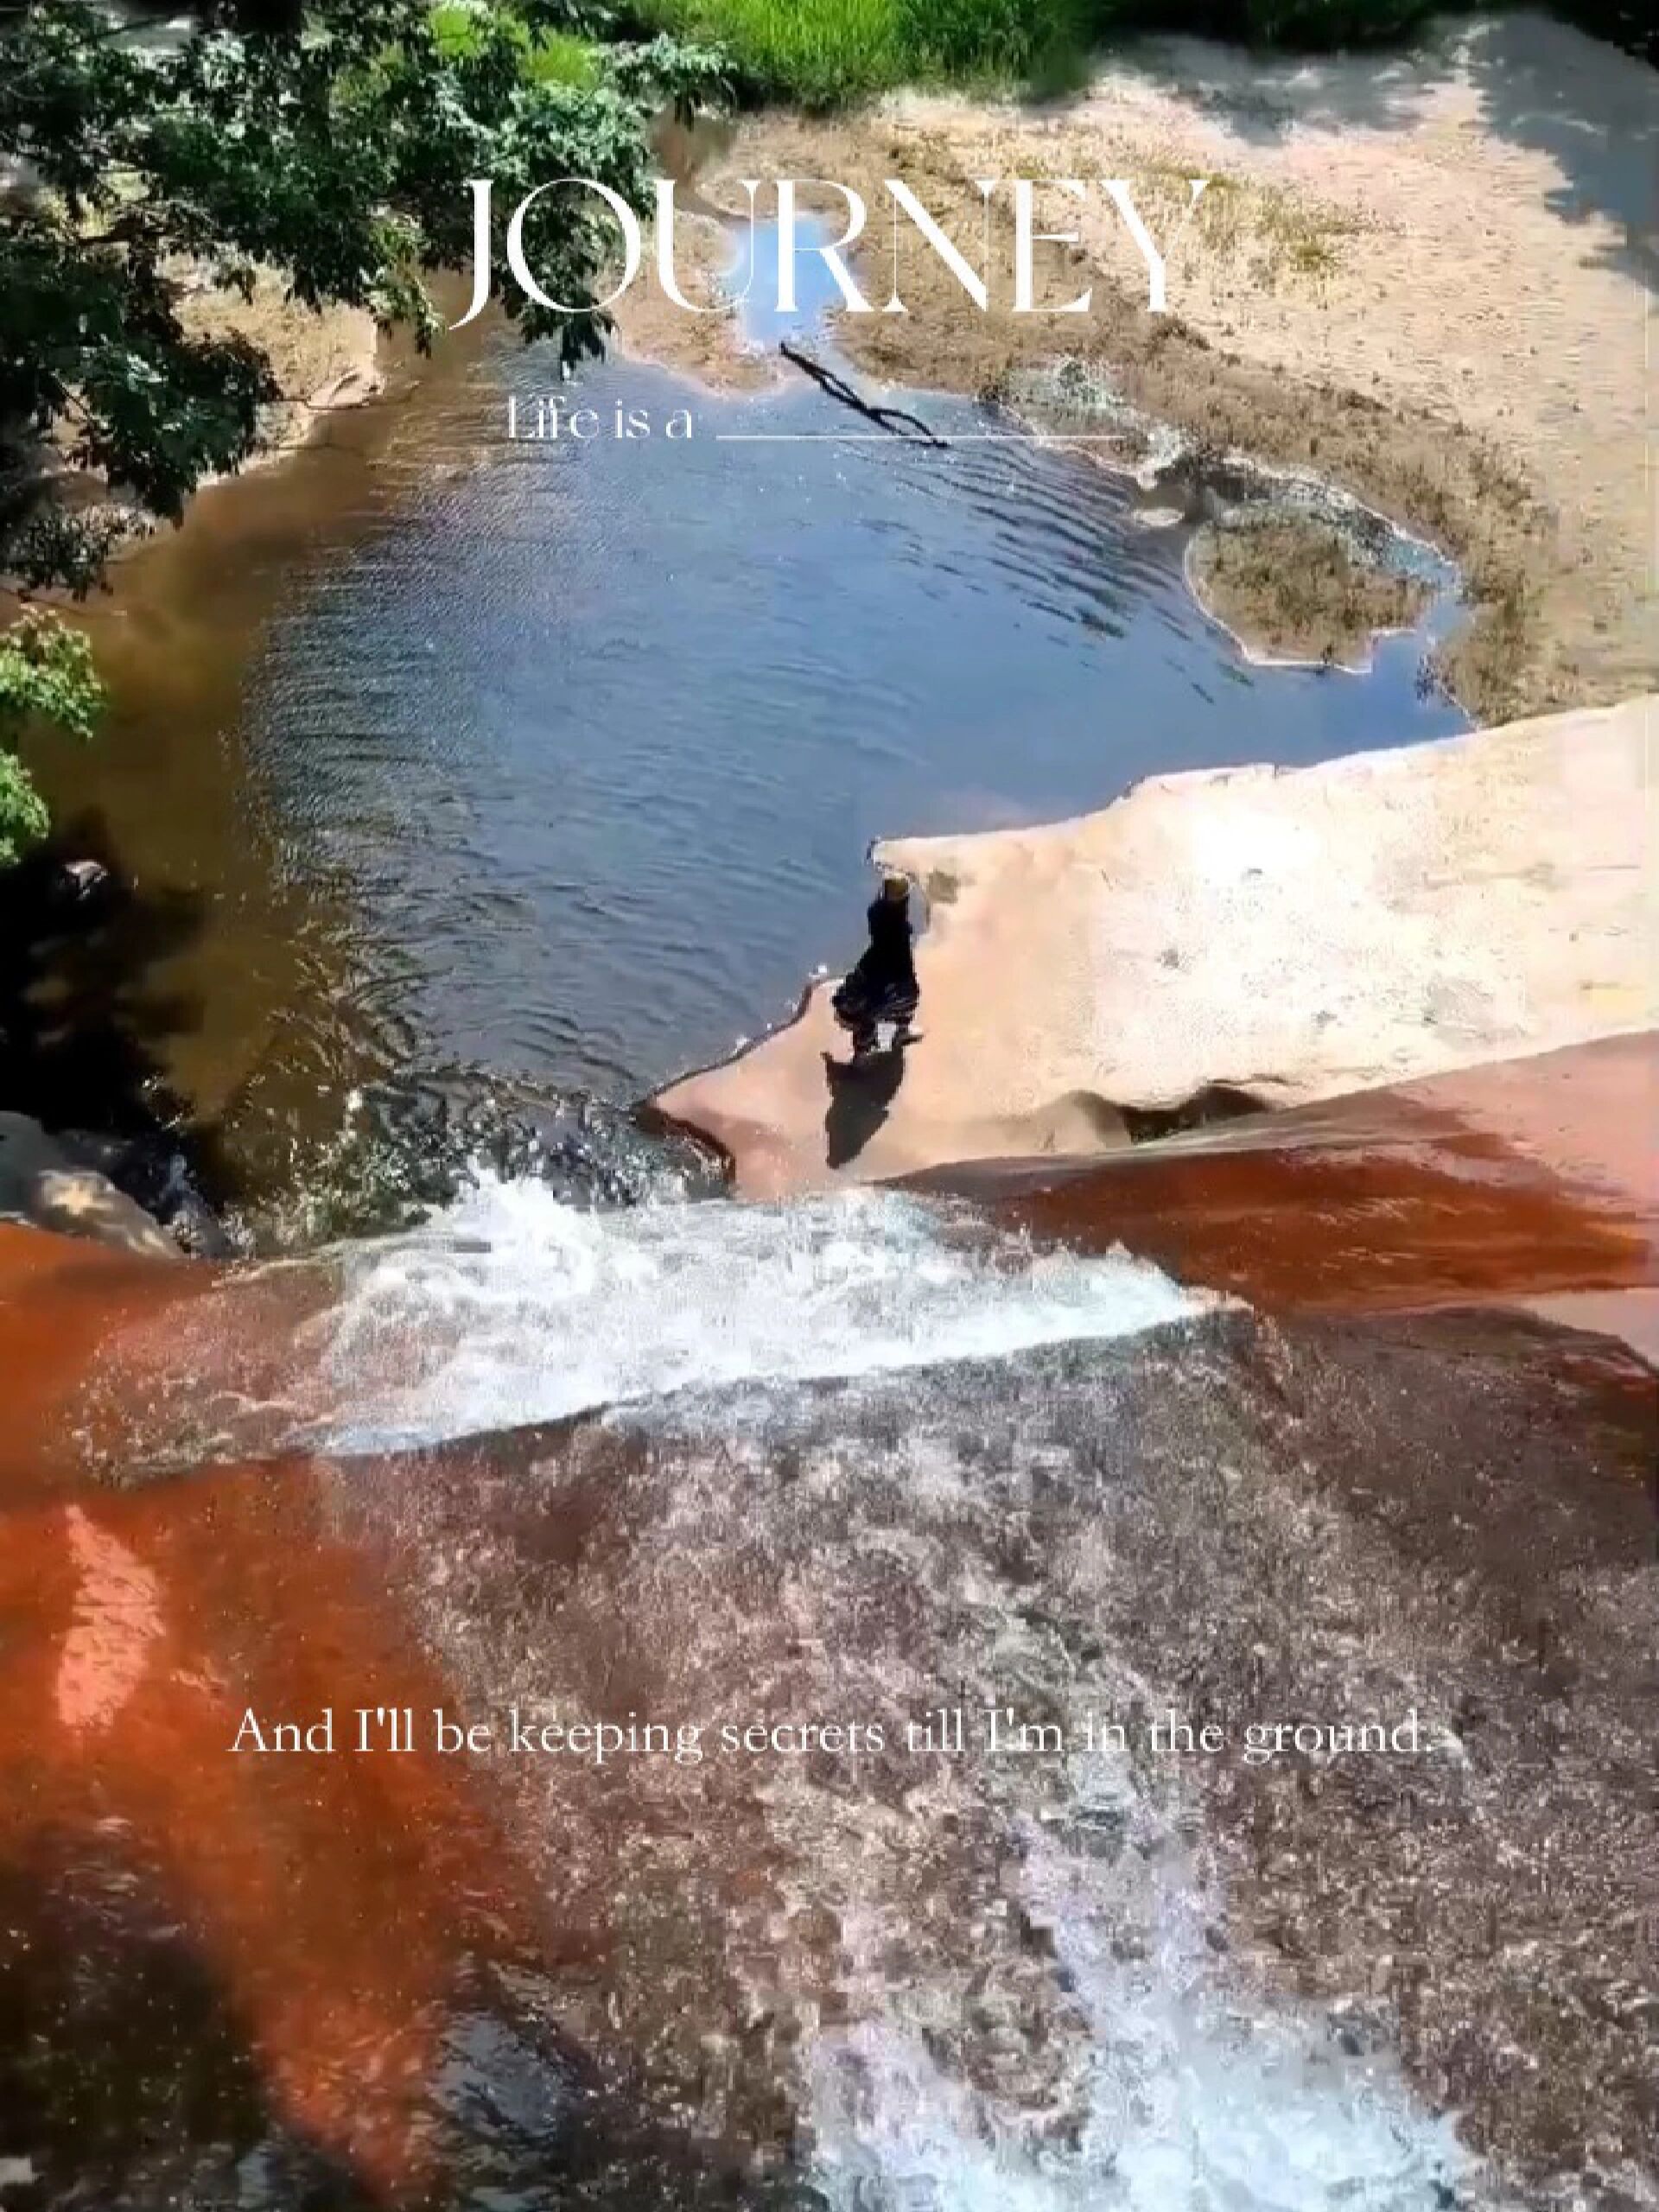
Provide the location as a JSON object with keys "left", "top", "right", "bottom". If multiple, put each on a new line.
{"left": 2, "top": 1089, "right": 1655, "bottom": 2206}
{"left": 2, "top": 19, "right": 1656, "bottom": 2209}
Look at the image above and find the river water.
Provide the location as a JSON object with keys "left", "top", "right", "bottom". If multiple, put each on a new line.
{"left": 14, "top": 220, "right": 1601, "bottom": 2212}
{"left": 26, "top": 243, "right": 1463, "bottom": 1239}
{"left": 11, "top": 1194, "right": 1530, "bottom": 2212}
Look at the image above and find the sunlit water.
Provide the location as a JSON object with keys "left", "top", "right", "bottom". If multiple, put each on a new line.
{"left": 247, "top": 344, "right": 1460, "bottom": 1106}
{"left": 221, "top": 225, "right": 1461, "bottom": 1228}
{"left": 293, "top": 1177, "right": 1202, "bottom": 1450}
{"left": 14, "top": 213, "right": 1503, "bottom": 2212}
{"left": 24, "top": 219, "right": 1465, "bottom": 1233}
{"left": 255, "top": 1178, "right": 1484, "bottom": 2211}
{"left": 32, "top": 1169, "right": 1524, "bottom": 2210}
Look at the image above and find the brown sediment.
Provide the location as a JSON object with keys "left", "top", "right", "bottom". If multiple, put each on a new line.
{"left": 671, "top": 13, "right": 1659, "bottom": 721}
{"left": 29, "top": 271, "right": 387, "bottom": 539}
{"left": 7, "top": 1294, "right": 1654, "bottom": 2194}
{"left": 967, "top": 1134, "right": 1655, "bottom": 1314}
{"left": 0, "top": 1222, "right": 343, "bottom": 1499}
{"left": 0, "top": 1224, "right": 216, "bottom": 1503}
{"left": 1185, "top": 516, "right": 1433, "bottom": 671}
{"left": 702, "top": 106, "right": 1554, "bottom": 720}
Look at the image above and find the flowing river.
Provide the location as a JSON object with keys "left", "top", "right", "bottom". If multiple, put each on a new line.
{"left": 17, "top": 243, "right": 1643, "bottom": 2212}
{"left": 13, "top": 1190, "right": 1544, "bottom": 2212}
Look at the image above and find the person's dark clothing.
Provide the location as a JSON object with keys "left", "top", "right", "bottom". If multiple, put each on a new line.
{"left": 854, "top": 896, "right": 917, "bottom": 999}
{"left": 833, "top": 895, "right": 918, "bottom": 1055}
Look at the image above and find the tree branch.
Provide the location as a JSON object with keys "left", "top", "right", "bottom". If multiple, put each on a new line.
{"left": 779, "top": 340, "right": 949, "bottom": 449}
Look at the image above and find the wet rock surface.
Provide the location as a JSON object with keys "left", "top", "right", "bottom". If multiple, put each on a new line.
{"left": 1, "top": 1281, "right": 1653, "bottom": 2207}
{"left": 926, "top": 1033, "right": 1659, "bottom": 1347}
{"left": 0, "top": 843, "right": 237, "bottom": 1256}
{"left": 654, "top": 702, "right": 1655, "bottom": 1198}
{"left": 0, "top": 1111, "right": 179, "bottom": 1259}
{"left": 3, "top": 971, "right": 1653, "bottom": 2209}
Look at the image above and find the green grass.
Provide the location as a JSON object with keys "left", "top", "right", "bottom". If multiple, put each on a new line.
{"left": 617, "top": 0, "right": 1442, "bottom": 109}
{"left": 520, "top": 29, "right": 602, "bottom": 88}
{"left": 622, "top": 0, "right": 1655, "bottom": 107}
{"left": 626, "top": 0, "right": 1097, "bottom": 106}
{"left": 626, "top": 0, "right": 901, "bottom": 106}
{"left": 897, "top": 0, "right": 1096, "bottom": 86}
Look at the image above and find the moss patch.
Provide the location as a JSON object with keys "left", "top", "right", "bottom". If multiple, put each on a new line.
{"left": 1188, "top": 517, "right": 1433, "bottom": 668}
{"left": 698, "top": 117, "right": 1563, "bottom": 724}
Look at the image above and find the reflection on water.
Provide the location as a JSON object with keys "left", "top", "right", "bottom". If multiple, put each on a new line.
{"left": 29, "top": 284, "right": 1461, "bottom": 1234}
{"left": 239, "top": 345, "right": 1459, "bottom": 1221}
{"left": 245, "top": 342, "right": 1460, "bottom": 1121}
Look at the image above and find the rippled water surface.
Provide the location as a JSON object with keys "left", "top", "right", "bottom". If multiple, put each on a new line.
{"left": 36, "top": 288, "right": 1462, "bottom": 1226}
{"left": 246, "top": 341, "right": 1461, "bottom": 1106}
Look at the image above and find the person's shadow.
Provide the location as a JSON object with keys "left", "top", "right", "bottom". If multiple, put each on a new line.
{"left": 822, "top": 1043, "right": 909, "bottom": 1170}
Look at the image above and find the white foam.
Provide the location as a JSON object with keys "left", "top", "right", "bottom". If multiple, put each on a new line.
{"left": 808, "top": 2003, "right": 1469, "bottom": 2212}
{"left": 806, "top": 1806, "right": 1477, "bottom": 2212}
{"left": 302, "top": 1176, "right": 1199, "bottom": 1451}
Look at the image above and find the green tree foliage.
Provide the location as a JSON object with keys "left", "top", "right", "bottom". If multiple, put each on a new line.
{"left": 0, "top": 0, "right": 729, "bottom": 596}
{"left": 0, "top": 0, "right": 727, "bottom": 853}
{"left": 0, "top": 609, "right": 103, "bottom": 863}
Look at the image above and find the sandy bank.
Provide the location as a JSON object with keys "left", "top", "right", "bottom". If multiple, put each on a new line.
{"left": 610, "top": 207, "right": 777, "bottom": 394}
{"left": 652, "top": 695, "right": 1656, "bottom": 1197}
{"left": 677, "top": 13, "right": 1656, "bottom": 719}
{"left": 178, "top": 268, "right": 385, "bottom": 465}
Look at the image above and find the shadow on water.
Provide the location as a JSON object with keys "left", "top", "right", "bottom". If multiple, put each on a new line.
{"left": 0, "top": 1433, "right": 826, "bottom": 2209}
{"left": 0, "top": 1847, "right": 303, "bottom": 2207}
{"left": 0, "top": 816, "right": 249, "bottom": 1234}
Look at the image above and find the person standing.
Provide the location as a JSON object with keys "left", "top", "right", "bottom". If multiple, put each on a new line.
{"left": 832, "top": 874, "right": 919, "bottom": 1059}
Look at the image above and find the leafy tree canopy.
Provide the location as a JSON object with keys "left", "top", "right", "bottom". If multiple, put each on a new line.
{"left": 0, "top": 0, "right": 728, "bottom": 593}
{"left": 0, "top": 608, "right": 102, "bottom": 864}
{"left": 0, "top": 0, "right": 728, "bottom": 859}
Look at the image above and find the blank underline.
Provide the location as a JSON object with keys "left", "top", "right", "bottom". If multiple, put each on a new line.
{"left": 711, "top": 431, "right": 1129, "bottom": 443}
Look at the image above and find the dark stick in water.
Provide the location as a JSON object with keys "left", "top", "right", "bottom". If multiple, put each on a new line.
{"left": 779, "top": 340, "right": 950, "bottom": 448}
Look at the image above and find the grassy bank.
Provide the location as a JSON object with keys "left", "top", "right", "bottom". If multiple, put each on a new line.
{"left": 624, "top": 0, "right": 1098, "bottom": 105}
{"left": 624, "top": 0, "right": 1654, "bottom": 105}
